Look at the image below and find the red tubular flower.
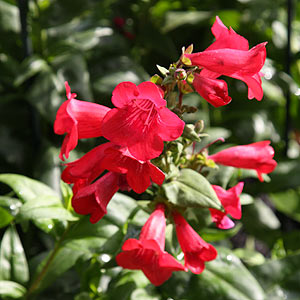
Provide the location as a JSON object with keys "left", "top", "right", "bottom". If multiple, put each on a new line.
{"left": 209, "top": 182, "right": 244, "bottom": 229}
{"left": 185, "top": 16, "right": 267, "bottom": 101}
{"left": 72, "top": 172, "right": 120, "bottom": 224}
{"left": 54, "top": 82, "right": 110, "bottom": 160}
{"left": 61, "top": 142, "right": 165, "bottom": 222}
{"left": 173, "top": 212, "right": 217, "bottom": 274}
{"left": 62, "top": 142, "right": 165, "bottom": 194}
{"left": 192, "top": 73, "right": 232, "bottom": 107}
{"left": 101, "top": 81, "right": 185, "bottom": 161}
{"left": 209, "top": 141, "right": 277, "bottom": 182}
{"left": 116, "top": 204, "right": 186, "bottom": 286}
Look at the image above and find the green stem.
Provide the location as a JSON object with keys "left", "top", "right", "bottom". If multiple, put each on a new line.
{"left": 25, "top": 224, "right": 72, "bottom": 299}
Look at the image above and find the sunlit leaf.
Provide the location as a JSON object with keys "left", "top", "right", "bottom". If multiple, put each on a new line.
{"left": 0, "top": 207, "right": 13, "bottom": 228}
{"left": 0, "top": 174, "right": 59, "bottom": 203}
{"left": 0, "top": 280, "right": 26, "bottom": 299}
{"left": 0, "top": 225, "right": 29, "bottom": 285}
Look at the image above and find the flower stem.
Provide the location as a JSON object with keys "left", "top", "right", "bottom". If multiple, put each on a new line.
{"left": 25, "top": 224, "right": 72, "bottom": 299}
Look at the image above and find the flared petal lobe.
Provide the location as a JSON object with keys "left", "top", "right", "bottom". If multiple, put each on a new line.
{"left": 207, "top": 16, "right": 249, "bottom": 51}
{"left": 54, "top": 82, "right": 110, "bottom": 160}
{"left": 116, "top": 204, "right": 185, "bottom": 286}
{"left": 192, "top": 74, "right": 232, "bottom": 107}
{"left": 173, "top": 212, "right": 217, "bottom": 274}
{"left": 209, "top": 141, "right": 277, "bottom": 182}
{"left": 101, "top": 81, "right": 184, "bottom": 161}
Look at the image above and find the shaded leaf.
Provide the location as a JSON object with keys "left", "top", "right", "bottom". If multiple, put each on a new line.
{"left": 163, "top": 168, "right": 222, "bottom": 210}
{"left": 269, "top": 189, "right": 300, "bottom": 222}
{"left": 250, "top": 253, "right": 300, "bottom": 299}
{"left": 186, "top": 248, "right": 266, "bottom": 300}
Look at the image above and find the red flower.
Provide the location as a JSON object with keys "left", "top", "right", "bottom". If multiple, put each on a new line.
{"left": 62, "top": 142, "right": 165, "bottom": 223}
{"left": 209, "top": 141, "right": 277, "bottom": 182}
{"left": 185, "top": 16, "right": 267, "bottom": 102}
{"left": 192, "top": 73, "right": 232, "bottom": 107}
{"left": 209, "top": 182, "right": 244, "bottom": 229}
{"left": 54, "top": 82, "right": 110, "bottom": 160}
{"left": 116, "top": 204, "right": 186, "bottom": 286}
{"left": 72, "top": 171, "right": 120, "bottom": 223}
{"left": 173, "top": 212, "right": 217, "bottom": 274}
{"left": 62, "top": 142, "right": 165, "bottom": 194}
{"left": 101, "top": 81, "right": 185, "bottom": 161}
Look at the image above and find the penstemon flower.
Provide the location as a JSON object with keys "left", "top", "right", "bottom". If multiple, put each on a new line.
{"left": 185, "top": 16, "right": 267, "bottom": 104}
{"left": 101, "top": 81, "right": 185, "bottom": 161}
{"left": 209, "top": 182, "right": 244, "bottom": 229}
{"left": 54, "top": 82, "right": 110, "bottom": 160}
{"left": 208, "top": 141, "right": 277, "bottom": 182}
{"left": 173, "top": 211, "right": 217, "bottom": 274}
{"left": 116, "top": 204, "right": 186, "bottom": 286}
{"left": 61, "top": 142, "right": 165, "bottom": 223}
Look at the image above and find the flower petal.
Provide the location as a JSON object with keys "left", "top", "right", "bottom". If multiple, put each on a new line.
{"left": 207, "top": 16, "right": 249, "bottom": 51}
{"left": 156, "top": 107, "right": 185, "bottom": 141}
{"left": 186, "top": 42, "right": 267, "bottom": 77}
{"left": 72, "top": 172, "right": 119, "bottom": 223}
{"left": 62, "top": 142, "right": 113, "bottom": 184}
{"left": 137, "top": 81, "right": 166, "bottom": 107}
{"left": 54, "top": 97, "right": 110, "bottom": 160}
{"left": 193, "top": 74, "right": 232, "bottom": 107}
{"left": 111, "top": 81, "right": 139, "bottom": 108}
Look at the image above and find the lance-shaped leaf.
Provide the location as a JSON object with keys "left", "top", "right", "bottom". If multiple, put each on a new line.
{"left": 0, "top": 225, "right": 29, "bottom": 285}
{"left": 16, "top": 195, "right": 78, "bottom": 222}
{"left": 0, "top": 174, "right": 59, "bottom": 203}
{"left": 163, "top": 168, "right": 223, "bottom": 210}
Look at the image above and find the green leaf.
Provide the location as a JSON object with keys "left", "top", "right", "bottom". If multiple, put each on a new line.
{"left": 0, "top": 0, "right": 20, "bottom": 32}
{"left": 0, "top": 196, "right": 22, "bottom": 215}
{"left": 60, "top": 180, "right": 73, "bottom": 209}
{"left": 0, "top": 225, "right": 29, "bottom": 285}
{"left": 250, "top": 253, "right": 300, "bottom": 299}
{"left": 186, "top": 248, "right": 266, "bottom": 300}
{"left": 163, "top": 169, "right": 222, "bottom": 210}
{"left": 105, "top": 193, "right": 138, "bottom": 227}
{"left": 32, "top": 246, "right": 85, "bottom": 292}
{"left": 162, "top": 11, "right": 211, "bottom": 33}
{"left": 0, "top": 280, "right": 26, "bottom": 299}
{"left": 0, "top": 174, "right": 59, "bottom": 203}
{"left": 0, "top": 207, "right": 13, "bottom": 228}
{"left": 14, "top": 56, "right": 49, "bottom": 86}
{"left": 200, "top": 223, "right": 243, "bottom": 242}
{"left": 269, "top": 189, "right": 300, "bottom": 222}
{"left": 17, "top": 195, "right": 78, "bottom": 222}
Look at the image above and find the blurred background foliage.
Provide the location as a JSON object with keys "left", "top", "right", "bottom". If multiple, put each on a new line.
{"left": 0, "top": 0, "right": 300, "bottom": 299}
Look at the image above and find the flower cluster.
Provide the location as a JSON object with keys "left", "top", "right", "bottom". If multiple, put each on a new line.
{"left": 55, "top": 81, "right": 184, "bottom": 223}
{"left": 54, "top": 16, "right": 277, "bottom": 286}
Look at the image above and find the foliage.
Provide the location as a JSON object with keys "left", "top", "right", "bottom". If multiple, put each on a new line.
{"left": 0, "top": 0, "right": 300, "bottom": 299}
